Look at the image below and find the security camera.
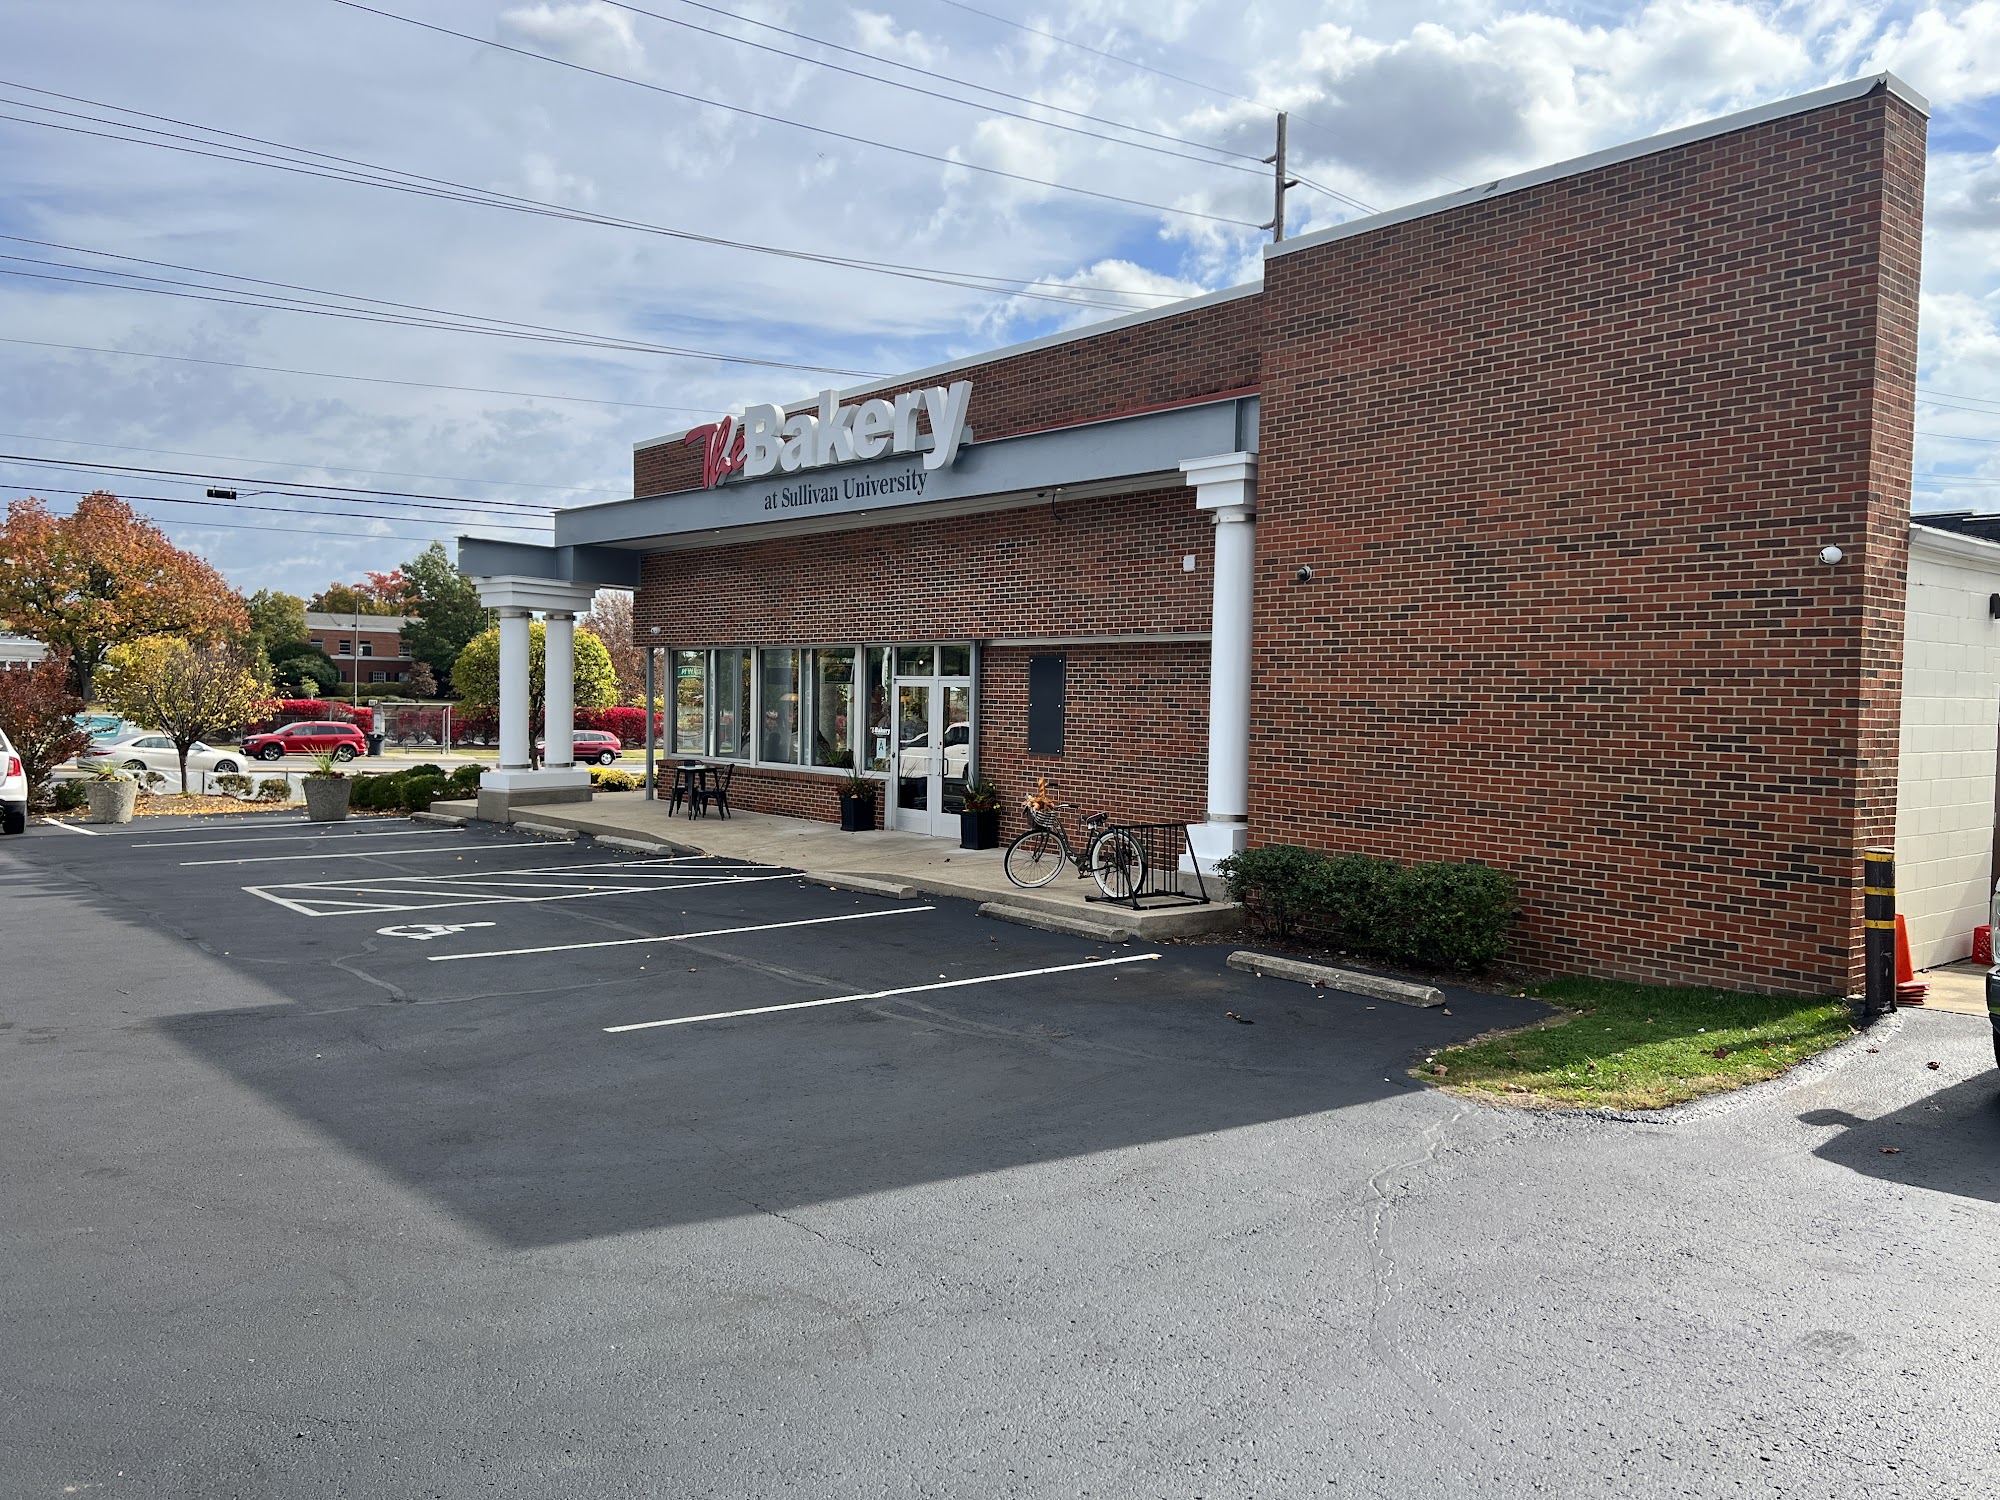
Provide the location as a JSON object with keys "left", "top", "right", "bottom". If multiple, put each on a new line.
{"left": 1818, "top": 546, "right": 1844, "bottom": 566}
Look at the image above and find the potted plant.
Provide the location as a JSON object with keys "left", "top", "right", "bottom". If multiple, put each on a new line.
{"left": 837, "top": 768, "right": 876, "bottom": 832}
{"left": 82, "top": 761, "right": 138, "bottom": 824}
{"left": 959, "top": 777, "right": 1001, "bottom": 849}
{"left": 302, "top": 750, "right": 351, "bottom": 823}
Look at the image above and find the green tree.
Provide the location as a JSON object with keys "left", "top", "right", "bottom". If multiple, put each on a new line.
{"left": 270, "top": 639, "right": 340, "bottom": 696}
{"left": 452, "top": 621, "right": 615, "bottom": 764}
{"left": 398, "top": 542, "right": 488, "bottom": 693}
{"left": 243, "top": 589, "right": 308, "bottom": 657}
{"left": 98, "top": 637, "right": 269, "bottom": 793}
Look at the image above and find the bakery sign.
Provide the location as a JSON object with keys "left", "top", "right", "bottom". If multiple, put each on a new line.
{"left": 684, "top": 381, "right": 973, "bottom": 489}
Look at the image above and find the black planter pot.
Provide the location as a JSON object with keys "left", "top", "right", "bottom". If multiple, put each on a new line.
{"left": 959, "top": 807, "right": 1000, "bottom": 849}
{"left": 838, "top": 793, "right": 876, "bottom": 832}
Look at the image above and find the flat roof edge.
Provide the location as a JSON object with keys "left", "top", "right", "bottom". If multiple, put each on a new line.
{"left": 1266, "top": 73, "right": 1929, "bottom": 264}
{"left": 631, "top": 281, "right": 1261, "bottom": 453}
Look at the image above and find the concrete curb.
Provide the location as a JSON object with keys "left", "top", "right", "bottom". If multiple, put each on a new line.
{"left": 979, "top": 902, "right": 1138, "bottom": 944}
{"left": 410, "top": 811, "right": 468, "bottom": 828}
{"left": 598, "top": 834, "right": 701, "bottom": 857}
{"left": 513, "top": 821, "right": 581, "bottom": 841}
{"left": 806, "top": 872, "right": 921, "bottom": 899}
{"left": 1226, "top": 950, "right": 1445, "bottom": 1008}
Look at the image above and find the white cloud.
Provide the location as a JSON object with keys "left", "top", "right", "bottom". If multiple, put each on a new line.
{"left": 498, "top": 2, "right": 648, "bottom": 75}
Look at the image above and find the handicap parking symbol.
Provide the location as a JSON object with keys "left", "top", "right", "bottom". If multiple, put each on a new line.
{"left": 377, "top": 922, "right": 499, "bottom": 941}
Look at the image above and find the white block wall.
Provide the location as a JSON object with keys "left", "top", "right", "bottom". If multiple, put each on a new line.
{"left": 1896, "top": 526, "right": 2000, "bottom": 969}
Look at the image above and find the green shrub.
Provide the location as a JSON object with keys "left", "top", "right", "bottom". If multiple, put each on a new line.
{"left": 51, "top": 780, "right": 89, "bottom": 812}
{"left": 1394, "top": 861, "right": 1517, "bottom": 970}
{"left": 349, "top": 773, "right": 399, "bottom": 811}
{"left": 255, "top": 777, "right": 292, "bottom": 802}
{"left": 447, "top": 763, "right": 482, "bottom": 794}
{"left": 1216, "top": 844, "right": 1329, "bottom": 937}
{"left": 399, "top": 774, "right": 447, "bottom": 812}
{"left": 213, "top": 773, "right": 255, "bottom": 798}
{"left": 1218, "top": 843, "right": 1517, "bottom": 970}
{"left": 404, "top": 763, "right": 447, "bottom": 780}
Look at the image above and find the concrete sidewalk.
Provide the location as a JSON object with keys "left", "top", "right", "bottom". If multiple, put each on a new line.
{"left": 427, "top": 793, "right": 1242, "bottom": 942}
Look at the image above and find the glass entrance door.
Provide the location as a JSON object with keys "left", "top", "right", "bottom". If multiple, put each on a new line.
{"left": 889, "top": 651, "right": 973, "bottom": 836}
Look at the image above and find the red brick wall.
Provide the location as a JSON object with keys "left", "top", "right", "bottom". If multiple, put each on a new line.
{"left": 632, "top": 492, "right": 1217, "bottom": 828}
{"left": 1252, "top": 86, "right": 1923, "bottom": 995}
{"left": 633, "top": 293, "right": 1262, "bottom": 497}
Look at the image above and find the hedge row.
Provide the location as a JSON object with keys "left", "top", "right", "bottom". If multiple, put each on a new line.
{"left": 349, "top": 762, "right": 482, "bottom": 813}
{"left": 1216, "top": 845, "right": 1518, "bottom": 970}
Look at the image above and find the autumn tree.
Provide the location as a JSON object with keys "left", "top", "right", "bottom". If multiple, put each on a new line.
{"left": 243, "top": 589, "right": 309, "bottom": 657}
{"left": 98, "top": 637, "right": 269, "bottom": 793}
{"left": 397, "top": 542, "right": 487, "bottom": 693}
{"left": 0, "top": 492, "right": 249, "bottom": 699}
{"left": 308, "top": 569, "right": 410, "bottom": 617}
{"left": 583, "top": 589, "right": 646, "bottom": 705}
{"left": 452, "top": 621, "right": 615, "bottom": 765}
{"left": 0, "top": 651, "right": 91, "bottom": 809}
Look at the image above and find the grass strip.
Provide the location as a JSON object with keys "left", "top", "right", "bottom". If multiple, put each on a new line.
{"left": 1425, "top": 977, "right": 1856, "bottom": 1109}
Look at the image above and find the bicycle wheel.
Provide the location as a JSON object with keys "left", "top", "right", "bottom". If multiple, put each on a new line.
{"left": 1004, "top": 828, "right": 1068, "bottom": 888}
{"left": 1088, "top": 829, "right": 1147, "bottom": 900}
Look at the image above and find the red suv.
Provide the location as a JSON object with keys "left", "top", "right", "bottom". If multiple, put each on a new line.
{"left": 243, "top": 721, "right": 367, "bottom": 761}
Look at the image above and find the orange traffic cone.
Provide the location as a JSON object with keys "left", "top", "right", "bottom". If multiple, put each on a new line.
{"left": 1895, "top": 913, "right": 1928, "bottom": 1005}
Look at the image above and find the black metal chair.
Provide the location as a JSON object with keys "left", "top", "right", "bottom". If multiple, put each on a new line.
{"left": 667, "top": 762, "right": 700, "bottom": 817}
{"left": 693, "top": 761, "right": 734, "bottom": 819}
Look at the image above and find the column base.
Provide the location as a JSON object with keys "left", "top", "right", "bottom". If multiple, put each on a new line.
{"left": 476, "top": 768, "right": 592, "bottom": 822}
{"left": 1182, "top": 820, "right": 1248, "bottom": 876}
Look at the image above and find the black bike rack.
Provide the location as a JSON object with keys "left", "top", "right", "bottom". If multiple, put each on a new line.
{"left": 1084, "top": 823, "right": 1211, "bottom": 910}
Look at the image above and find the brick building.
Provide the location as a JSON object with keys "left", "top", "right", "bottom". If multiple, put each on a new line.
{"left": 304, "top": 612, "right": 417, "bottom": 687}
{"left": 460, "top": 75, "right": 1925, "bottom": 996}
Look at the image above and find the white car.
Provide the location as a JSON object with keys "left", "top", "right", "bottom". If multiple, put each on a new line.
{"left": 1, "top": 725, "right": 25, "bottom": 835}
{"left": 79, "top": 732, "right": 248, "bottom": 782}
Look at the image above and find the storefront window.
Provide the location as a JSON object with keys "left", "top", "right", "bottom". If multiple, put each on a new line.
{"left": 937, "top": 643, "right": 972, "bottom": 677}
{"left": 711, "top": 648, "right": 751, "bottom": 758}
{"left": 759, "top": 649, "right": 801, "bottom": 764}
{"left": 895, "top": 644, "right": 933, "bottom": 676}
{"left": 809, "top": 648, "right": 855, "bottom": 767}
{"left": 864, "top": 646, "right": 892, "bottom": 773}
{"left": 673, "top": 650, "right": 706, "bottom": 755}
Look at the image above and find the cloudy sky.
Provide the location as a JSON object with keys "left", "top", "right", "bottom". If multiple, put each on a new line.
{"left": 5, "top": 0, "right": 2000, "bottom": 596}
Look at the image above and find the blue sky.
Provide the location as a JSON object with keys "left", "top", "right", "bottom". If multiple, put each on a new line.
{"left": 4, "top": 0, "right": 2000, "bottom": 594}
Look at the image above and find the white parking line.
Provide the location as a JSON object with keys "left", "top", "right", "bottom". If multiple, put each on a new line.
{"left": 41, "top": 819, "right": 104, "bottom": 836}
{"left": 242, "top": 863, "right": 799, "bottom": 917}
{"left": 182, "top": 842, "right": 496, "bottom": 866}
{"left": 604, "top": 953, "right": 1162, "bottom": 1032}
{"left": 137, "top": 826, "right": 435, "bottom": 849}
{"left": 429, "top": 905, "right": 936, "bottom": 961}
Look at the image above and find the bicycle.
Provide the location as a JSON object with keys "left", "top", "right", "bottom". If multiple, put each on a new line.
{"left": 1003, "top": 794, "right": 1147, "bottom": 899}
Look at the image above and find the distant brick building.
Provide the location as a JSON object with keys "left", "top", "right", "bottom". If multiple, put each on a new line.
{"left": 461, "top": 76, "right": 1926, "bottom": 997}
{"left": 304, "top": 612, "right": 416, "bottom": 686}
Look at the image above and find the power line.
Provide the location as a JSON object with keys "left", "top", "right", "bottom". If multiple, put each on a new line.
{"left": 0, "top": 244, "right": 883, "bottom": 376}
{"left": 24, "top": 493, "right": 476, "bottom": 544}
{"left": 0, "top": 429, "right": 620, "bottom": 496}
{"left": 321, "top": 0, "right": 1264, "bottom": 229}
{"left": 0, "top": 479, "right": 551, "bottom": 532}
{"left": 601, "top": 0, "right": 1267, "bottom": 174}
{"left": 0, "top": 335, "right": 722, "bottom": 415}
{"left": 0, "top": 452, "right": 556, "bottom": 514}
{"left": 0, "top": 87, "right": 1184, "bottom": 310}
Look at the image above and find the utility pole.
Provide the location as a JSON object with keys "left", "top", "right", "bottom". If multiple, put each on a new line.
{"left": 1263, "top": 111, "right": 1299, "bottom": 243}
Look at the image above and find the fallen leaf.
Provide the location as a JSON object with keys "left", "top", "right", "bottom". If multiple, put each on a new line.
{"left": 1927, "top": 1061, "right": 1940, "bottom": 1070}
{"left": 1866, "top": 1047, "right": 1879, "bottom": 1054}
{"left": 1711, "top": 1047, "right": 1730, "bottom": 1059}
{"left": 1441, "top": 1008, "right": 1453, "bottom": 1016}
{"left": 1430, "top": 1065, "right": 1447, "bottom": 1076}
{"left": 1879, "top": 1146, "right": 1902, "bottom": 1155}
{"left": 1502, "top": 1083, "right": 1530, "bottom": 1094}
{"left": 1225, "top": 1011, "right": 1253, "bottom": 1025}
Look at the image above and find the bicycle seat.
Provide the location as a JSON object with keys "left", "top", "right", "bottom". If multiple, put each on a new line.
{"left": 1083, "top": 810, "right": 1110, "bottom": 825}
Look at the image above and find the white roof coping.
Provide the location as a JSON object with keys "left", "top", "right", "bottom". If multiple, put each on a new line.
{"left": 631, "top": 281, "right": 1261, "bottom": 453}
{"left": 1267, "top": 73, "right": 1928, "bottom": 263}
{"left": 1911, "top": 520, "right": 2000, "bottom": 568}
{"left": 304, "top": 612, "right": 418, "bottom": 630}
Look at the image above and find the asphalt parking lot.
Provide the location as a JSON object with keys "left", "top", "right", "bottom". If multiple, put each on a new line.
{"left": 5, "top": 815, "right": 1999, "bottom": 1497}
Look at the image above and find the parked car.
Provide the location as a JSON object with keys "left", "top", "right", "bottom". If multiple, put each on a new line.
{"left": 79, "top": 732, "right": 248, "bottom": 779}
{"left": 1, "top": 726, "right": 25, "bottom": 835}
{"left": 241, "top": 721, "right": 366, "bottom": 761}
{"left": 76, "top": 712, "right": 142, "bottom": 743}
{"left": 534, "top": 728, "right": 624, "bottom": 766}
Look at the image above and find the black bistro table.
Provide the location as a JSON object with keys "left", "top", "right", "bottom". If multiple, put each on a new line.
{"left": 670, "top": 762, "right": 716, "bottom": 818}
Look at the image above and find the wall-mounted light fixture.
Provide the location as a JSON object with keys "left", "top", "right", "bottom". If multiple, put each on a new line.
{"left": 1182, "top": 554, "right": 1197, "bottom": 573}
{"left": 1296, "top": 565, "right": 1315, "bottom": 584}
{"left": 1989, "top": 593, "right": 2000, "bottom": 621}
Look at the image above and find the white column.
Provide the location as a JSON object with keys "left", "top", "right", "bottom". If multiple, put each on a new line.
{"left": 1180, "top": 453, "right": 1258, "bottom": 874}
{"left": 543, "top": 610, "right": 576, "bottom": 770}
{"left": 497, "top": 607, "right": 533, "bottom": 772}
